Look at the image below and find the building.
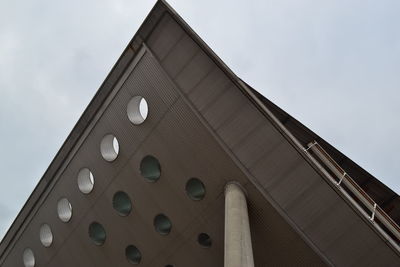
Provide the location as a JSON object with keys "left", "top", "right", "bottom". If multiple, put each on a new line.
{"left": 1, "top": 1, "right": 399, "bottom": 266}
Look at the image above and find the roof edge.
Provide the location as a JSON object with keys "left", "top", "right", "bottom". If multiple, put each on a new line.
{"left": 0, "top": 0, "right": 167, "bottom": 259}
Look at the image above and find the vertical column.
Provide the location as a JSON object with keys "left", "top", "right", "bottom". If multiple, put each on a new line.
{"left": 224, "top": 183, "right": 254, "bottom": 267}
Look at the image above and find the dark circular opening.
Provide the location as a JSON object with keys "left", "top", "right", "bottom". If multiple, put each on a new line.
{"left": 165, "top": 265, "right": 174, "bottom": 267}
{"left": 198, "top": 233, "right": 212, "bottom": 248}
{"left": 154, "top": 214, "right": 172, "bottom": 235}
{"left": 88, "top": 222, "right": 106, "bottom": 245}
{"left": 113, "top": 191, "right": 132, "bottom": 216}
{"left": 185, "top": 178, "right": 206, "bottom": 200}
{"left": 140, "top": 155, "right": 161, "bottom": 182}
{"left": 125, "top": 245, "right": 142, "bottom": 264}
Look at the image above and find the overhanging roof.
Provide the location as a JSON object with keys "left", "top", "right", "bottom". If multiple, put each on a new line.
{"left": 1, "top": 0, "right": 399, "bottom": 266}
{"left": 247, "top": 84, "right": 400, "bottom": 225}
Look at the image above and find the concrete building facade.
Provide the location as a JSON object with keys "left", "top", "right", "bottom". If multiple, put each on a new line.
{"left": 1, "top": 1, "right": 400, "bottom": 266}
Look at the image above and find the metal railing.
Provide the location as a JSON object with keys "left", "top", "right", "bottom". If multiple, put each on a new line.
{"left": 304, "top": 141, "right": 400, "bottom": 249}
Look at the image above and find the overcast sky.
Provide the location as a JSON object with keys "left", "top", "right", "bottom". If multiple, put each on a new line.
{"left": 0, "top": 0, "right": 399, "bottom": 240}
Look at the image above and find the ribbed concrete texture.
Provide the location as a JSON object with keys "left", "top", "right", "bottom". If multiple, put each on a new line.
{"left": 2, "top": 1, "right": 400, "bottom": 266}
{"left": 225, "top": 183, "right": 254, "bottom": 267}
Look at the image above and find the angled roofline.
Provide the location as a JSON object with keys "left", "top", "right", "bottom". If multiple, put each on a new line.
{"left": 246, "top": 82, "right": 399, "bottom": 216}
{"left": 1, "top": 0, "right": 398, "bottom": 259}
{"left": 0, "top": 0, "right": 164, "bottom": 256}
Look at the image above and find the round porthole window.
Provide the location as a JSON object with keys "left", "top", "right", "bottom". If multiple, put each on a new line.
{"left": 57, "top": 198, "right": 72, "bottom": 222}
{"left": 77, "top": 168, "right": 94, "bottom": 194}
{"left": 22, "top": 248, "right": 35, "bottom": 267}
{"left": 112, "top": 191, "right": 132, "bottom": 216}
{"left": 39, "top": 224, "right": 53, "bottom": 247}
{"left": 100, "top": 134, "right": 119, "bottom": 162}
{"left": 140, "top": 155, "right": 161, "bottom": 182}
{"left": 185, "top": 178, "right": 206, "bottom": 200}
{"left": 154, "top": 214, "right": 172, "bottom": 235}
{"left": 198, "top": 233, "right": 212, "bottom": 248}
{"left": 125, "top": 245, "right": 142, "bottom": 264}
{"left": 88, "top": 222, "right": 106, "bottom": 245}
{"left": 127, "top": 96, "right": 148, "bottom": 125}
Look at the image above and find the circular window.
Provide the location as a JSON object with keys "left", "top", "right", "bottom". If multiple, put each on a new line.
{"left": 77, "top": 168, "right": 94, "bottom": 194}
{"left": 57, "top": 198, "right": 72, "bottom": 222}
{"left": 113, "top": 191, "right": 132, "bottom": 216}
{"left": 89, "top": 222, "right": 106, "bottom": 245}
{"left": 198, "top": 233, "right": 212, "bottom": 248}
{"left": 125, "top": 245, "right": 142, "bottom": 264}
{"left": 154, "top": 214, "right": 172, "bottom": 235}
{"left": 140, "top": 155, "right": 161, "bottom": 182}
{"left": 100, "top": 134, "right": 119, "bottom": 162}
{"left": 39, "top": 224, "right": 53, "bottom": 247}
{"left": 185, "top": 178, "right": 206, "bottom": 200}
{"left": 22, "top": 248, "right": 35, "bottom": 267}
{"left": 127, "top": 96, "right": 148, "bottom": 125}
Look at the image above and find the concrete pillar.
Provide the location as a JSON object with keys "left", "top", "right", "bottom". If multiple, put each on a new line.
{"left": 224, "top": 183, "right": 254, "bottom": 267}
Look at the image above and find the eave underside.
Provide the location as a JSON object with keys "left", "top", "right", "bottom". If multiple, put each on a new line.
{"left": 247, "top": 86, "right": 400, "bottom": 225}
{"left": 1, "top": 1, "right": 399, "bottom": 266}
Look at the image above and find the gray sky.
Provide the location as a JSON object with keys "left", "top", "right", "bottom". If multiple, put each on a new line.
{"left": 0, "top": 0, "right": 399, "bottom": 240}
